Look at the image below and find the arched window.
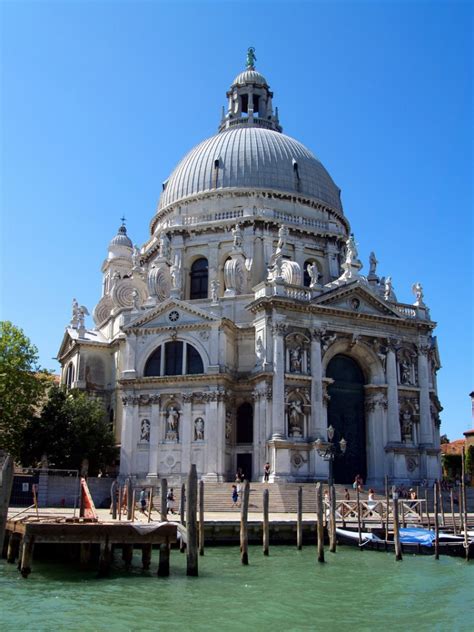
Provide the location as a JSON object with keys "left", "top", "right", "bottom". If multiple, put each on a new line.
{"left": 66, "top": 362, "right": 75, "bottom": 388}
{"left": 236, "top": 402, "right": 253, "bottom": 444}
{"left": 144, "top": 342, "right": 204, "bottom": 377}
{"left": 190, "top": 258, "right": 208, "bottom": 299}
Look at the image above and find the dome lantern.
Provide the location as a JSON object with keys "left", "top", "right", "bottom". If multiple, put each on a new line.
{"left": 219, "top": 48, "right": 282, "bottom": 133}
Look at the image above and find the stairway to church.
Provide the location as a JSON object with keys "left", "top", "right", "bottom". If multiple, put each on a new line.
{"left": 169, "top": 482, "right": 371, "bottom": 514}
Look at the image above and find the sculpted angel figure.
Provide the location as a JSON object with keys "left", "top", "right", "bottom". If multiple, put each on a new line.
{"left": 384, "top": 276, "right": 393, "bottom": 301}
{"left": 232, "top": 223, "right": 243, "bottom": 249}
{"left": 412, "top": 282, "right": 424, "bottom": 305}
{"left": 306, "top": 262, "right": 319, "bottom": 288}
{"left": 132, "top": 245, "right": 141, "bottom": 269}
{"left": 369, "top": 251, "right": 378, "bottom": 275}
{"left": 210, "top": 279, "right": 220, "bottom": 303}
{"left": 276, "top": 224, "right": 288, "bottom": 253}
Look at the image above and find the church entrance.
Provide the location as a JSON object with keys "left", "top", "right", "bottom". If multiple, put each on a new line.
{"left": 236, "top": 453, "right": 252, "bottom": 482}
{"left": 326, "top": 355, "right": 366, "bottom": 484}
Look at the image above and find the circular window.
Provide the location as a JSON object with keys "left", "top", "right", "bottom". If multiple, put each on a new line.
{"left": 169, "top": 310, "right": 180, "bottom": 322}
{"left": 350, "top": 298, "right": 360, "bottom": 311}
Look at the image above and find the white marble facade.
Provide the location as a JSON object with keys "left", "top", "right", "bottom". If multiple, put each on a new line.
{"left": 57, "top": 54, "right": 442, "bottom": 486}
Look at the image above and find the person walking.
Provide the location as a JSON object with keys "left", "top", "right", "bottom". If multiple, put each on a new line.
{"left": 231, "top": 485, "right": 239, "bottom": 508}
{"left": 166, "top": 487, "right": 176, "bottom": 515}
{"left": 263, "top": 462, "right": 271, "bottom": 482}
{"left": 139, "top": 488, "right": 147, "bottom": 513}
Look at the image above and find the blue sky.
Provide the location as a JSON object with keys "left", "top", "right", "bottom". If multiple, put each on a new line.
{"left": 1, "top": 1, "right": 472, "bottom": 439}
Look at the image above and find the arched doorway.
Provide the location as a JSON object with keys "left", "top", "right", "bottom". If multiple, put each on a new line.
{"left": 326, "top": 355, "right": 366, "bottom": 484}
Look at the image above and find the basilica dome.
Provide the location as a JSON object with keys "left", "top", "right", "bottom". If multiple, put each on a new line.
{"left": 158, "top": 58, "right": 343, "bottom": 215}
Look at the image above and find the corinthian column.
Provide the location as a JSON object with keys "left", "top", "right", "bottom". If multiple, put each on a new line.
{"left": 386, "top": 342, "right": 401, "bottom": 442}
{"left": 310, "top": 329, "right": 324, "bottom": 439}
{"left": 121, "top": 333, "right": 137, "bottom": 379}
{"left": 271, "top": 323, "right": 286, "bottom": 438}
{"left": 147, "top": 396, "right": 161, "bottom": 481}
{"left": 417, "top": 344, "right": 433, "bottom": 445}
{"left": 120, "top": 396, "right": 138, "bottom": 476}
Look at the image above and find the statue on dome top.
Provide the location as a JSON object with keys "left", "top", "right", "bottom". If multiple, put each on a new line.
{"left": 369, "top": 251, "right": 378, "bottom": 276}
{"left": 412, "top": 281, "right": 425, "bottom": 306}
{"left": 246, "top": 47, "right": 257, "bottom": 70}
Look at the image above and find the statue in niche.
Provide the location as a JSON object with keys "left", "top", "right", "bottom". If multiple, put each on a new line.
{"left": 288, "top": 400, "right": 304, "bottom": 437}
{"left": 194, "top": 417, "right": 205, "bottom": 441}
{"left": 289, "top": 347, "right": 302, "bottom": 373}
{"left": 210, "top": 279, "right": 220, "bottom": 303}
{"left": 232, "top": 224, "right": 243, "bottom": 249}
{"left": 369, "top": 251, "right": 378, "bottom": 275}
{"left": 401, "top": 410, "right": 413, "bottom": 442}
{"left": 412, "top": 282, "right": 424, "bottom": 306}
{"left": 306, "top": 262, "right": 320, "bottom": 287}
{"left": 140, "top": 419, "right": 150, "bottom": 442}
{"left": 400, "top": 359, "right": 412, "bottom": 385}
{"left": 225, "top": 411, "right": 232, "bottom": 441}
{"left": 255, "top": 336, "right": 265, "bottom": 365}
{"left": 170, "top": 252, "right": 182, "bottom": 290}
{"left": 165, "top": 406, "right": 179, "bottom": 441}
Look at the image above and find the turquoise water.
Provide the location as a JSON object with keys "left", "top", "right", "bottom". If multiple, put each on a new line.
{"left": 1, "top": 546, "right": 472, "bottom": 632}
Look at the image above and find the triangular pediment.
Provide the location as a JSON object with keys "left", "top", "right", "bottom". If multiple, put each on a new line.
{"left": 314, "top": 282, "right": 403, "bottom": 318}
{"left": 125, "top": 299, "right": 219, "bottom": 330}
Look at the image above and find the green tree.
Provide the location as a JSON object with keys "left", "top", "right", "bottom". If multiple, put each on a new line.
{"left": 21, "top": 386, "right": 116, "bottom": 475}
{"left": 0, "top": 321, "right": 50, "bottom": 458}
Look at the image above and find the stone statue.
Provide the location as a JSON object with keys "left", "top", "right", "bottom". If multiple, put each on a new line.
{"left": 401, "top": 411, "right": 413, "bottom": 441}
{"left": 276, "top": 224, "right": 288, "bottom": 253}
{"left": 165, "top": 406, "right": 179, "bottom": 441}
{"left": 246, "top": 46, "right": 257, "bottom": 69}
{"left": 194, "top": 417, "right": 205, "bottom": 441}
{"left": 71, "top": 298, "right": 80, "bottom": 328}
{"left": 210, "top": 279, "right": 220, "bottom": 303}
{"left": 255, "top": 336, "right": 265, "bottom": 365}
{"left": 170, "top": 252, "right": 182, "bottom": 290}
{"left": 131, "top": 288, "right": 140, "bottom": 311}
{"left": 132, "top": 245, "right": 141, "bottom": 269}
{"left": 140, "top": 419, "right": 150, "bottom": 442}
{"left": 288, "top": 400, "right": 304, "bottom": 437}
{"left": 290, "top": 347, "right": 302, "bottom": 372}
{"left": 400, "top": 359, "right": 412, "bottom": 385}
{"left": 412, "top": 282, "right": 424, "bottom": 306}
{"left": 369, "top": 251, "right": 378, "bottom": 275}
{"left": 232, "top": 223, "right": 243, "bottom": 249}
{"left": 346, "top": 233, "right": 358, "bottom": 263}
{"left": 77, "top": 305, "right": 89, "bottom": 329}
{"left": 306, "top": 262, "right": 319, "bottom": 288}
{"left": 384, "top": 276, "right": 393, "bottom": 301}
{"left": 159, "top": 233, "right": 170, "bottom": 260}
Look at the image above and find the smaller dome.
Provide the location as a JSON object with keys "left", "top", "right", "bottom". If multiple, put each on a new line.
{"left": 109, "top": 224, "right": 132, "bottom": 249}
{"left": 232, "top": 69, "right": 268, "bottom": 87}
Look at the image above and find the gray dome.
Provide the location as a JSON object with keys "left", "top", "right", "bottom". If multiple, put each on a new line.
{"left": 110, "top": 224, "right": 132, "bottom": 248}
{"left": 232, "top": 69, "right": 268, "bottom": 86}
{"left": 159, "top": 127, "right": 342, "bottom": 212}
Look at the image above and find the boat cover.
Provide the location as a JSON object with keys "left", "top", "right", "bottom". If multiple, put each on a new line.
{"left": 399, "top": 528, "right": 435, "bottom": 546}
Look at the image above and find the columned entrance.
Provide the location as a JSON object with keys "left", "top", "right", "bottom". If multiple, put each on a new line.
{"left": 326, "top": 355, "right": 366, "bottom": 484}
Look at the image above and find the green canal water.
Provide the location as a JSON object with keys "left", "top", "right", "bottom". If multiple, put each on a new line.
{"left": 0, "top": 546, "right": 472, "bottom": 632}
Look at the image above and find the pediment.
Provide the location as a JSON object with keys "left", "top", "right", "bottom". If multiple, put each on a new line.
{"left": 314, "top": 283, "right": 403, "bottom": 318}
{"left": 125, "top": 299, "right": 219, "bottom": 330}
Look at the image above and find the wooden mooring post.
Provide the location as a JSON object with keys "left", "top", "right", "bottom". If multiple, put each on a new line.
{"left": 147, "top": 488, "right": 154, "bottom": 523}
{"left": 434, "top": 481, "right": 440, "bottom": 560}
{"left": 439, "top": 483, "right": 446, "bottom": 528}
{"left": 122, "top": 544, "right": 133, "bottom": 570}
{"left": 19, "top": 535, "right": 35, "bottom": 578}
{"left": 111, "top": 480, "right": 118, "bottom": 520}
{"left": 240, "top": 480, "right": 250, "bottom": 565}
{"left": 161, "top": 478, "right": 168, "bottom": 522}
{"left": 461, "top": 448, "right": 469, "bottom": 560}
{"left": 329, "top": 485, "right": 336, "bottom": 553}
{"left": 199, "top": 480, "right": 205, "bottom": 556}
{"left": 126, "top": 478, "right": 133, "bottom": 521}
{"left": 424, "top": 487, "right": 431, "bottom": 529}
{"left": 98, "top": 538, "right": 112, "bottom": 577}
{"left": 316, "top": 482, "right": 324, "bottom": 563}
{"left": 356, "top": 485, "right": 362, "bottom": 546}
{"left": 7, "top": 532, "right": 20, "bottom": 564}
{"left": 142, "top": 544, "right": 152, "bottom": 570}
{"left": 392, "top": 496, "right": 402, "bottom": 561}
{"left": 180, "top": 483, "right": 186, "bottom": 553}
{"left": 118, "top": 486, "right": 123, "bottom": 521}
{"left": 384, "top": 476, "right": 389, "bottom": 542}
{"left": 263, "top": 488, "right": 269, "bottom": 556}
{"left": 157, "top": 543, "right": 170, "bottom": 577}
{"left": 450, "top": 489, "right": 457, "bottom": 535}
{"left": 297, "top": 486, "right": 303, "bottom": 550}
{"left": 186, "top": 464, "right": 198, "bottom": 576}
{"left": 0, "top": 455, "right": 14, "bottom": 552}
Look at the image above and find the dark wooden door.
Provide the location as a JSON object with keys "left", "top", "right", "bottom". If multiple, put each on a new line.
{"left": 326, "top": 355, "right": 366, "bottom": 484}
{"left": 236, "top": 454, "right": 253, "bottom": 482}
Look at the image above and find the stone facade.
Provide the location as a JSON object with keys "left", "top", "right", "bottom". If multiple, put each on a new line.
{"left": 57, "top": 55, "right": 442, "bottom": 486}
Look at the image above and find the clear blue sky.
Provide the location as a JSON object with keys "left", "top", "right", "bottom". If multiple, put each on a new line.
{"left": 1, "top": 1, "right": 472, "bottom": 439}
